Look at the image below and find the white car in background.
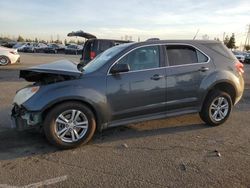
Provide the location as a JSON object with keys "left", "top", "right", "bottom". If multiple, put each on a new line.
{"left": 0, "top": 46, "right": 20, "bottom": 66}
{"left": 232, "top": 51, "right": 245, "bottom": 63}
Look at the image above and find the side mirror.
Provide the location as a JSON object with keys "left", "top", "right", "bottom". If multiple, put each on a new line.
{"left": 77, "top": 63, "right": 85, "bottom": 72}
{"left": 110, "top": 63, "right": 130, "bottom": 74}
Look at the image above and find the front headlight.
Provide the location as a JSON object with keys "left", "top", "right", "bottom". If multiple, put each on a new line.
{"left": 13, "top": 86, "right": 40, "bottom": 105}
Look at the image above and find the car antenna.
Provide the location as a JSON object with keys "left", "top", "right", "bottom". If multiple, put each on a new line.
{"left": 193, "top": 29, "right": 200, "bottom": 40}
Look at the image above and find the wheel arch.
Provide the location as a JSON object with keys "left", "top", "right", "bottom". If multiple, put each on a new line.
{"left": 201, "top": 81, "right": 237, "bottom": 110}
{"left": 41, "top": 99, "right": 101, "bottom": 130}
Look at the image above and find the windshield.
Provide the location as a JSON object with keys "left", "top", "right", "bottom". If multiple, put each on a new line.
{"left": 83, "top": 43, "right": 132, "bottom": 73}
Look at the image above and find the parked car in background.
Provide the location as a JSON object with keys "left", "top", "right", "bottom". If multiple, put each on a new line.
{"left": 233, "top": 51, "right": 245, "bottom": 63}
{"left": 33, "top": 43, "right": 48, "bottom": 53}
{"left": 0, "top": 46, "right": 20, "bottom": 66}
{"left": 244, "top": 53, "right": 250, "bottom": 64}
{"left": 65, "top": 44, "right": 83, "bottom": 55}
{"left": 67, "top": 30, "right": 131, "bottom": 65}
{"left": 12, "top": 40, "right": 244, "bottom": 149}
{"left": 17, "top": 43, "right": 32, "bottom": 52}
{"left": 44, "top": 43, "right": 65, "bottom": 54}
{"left": 21, "top": 43, "right": 36, "bottom": 52}
{"left": 13, "top": 42, "right": 26, "bottom": 49}
{"left": 1, "top": 41, "right": 17, "bottom": 48}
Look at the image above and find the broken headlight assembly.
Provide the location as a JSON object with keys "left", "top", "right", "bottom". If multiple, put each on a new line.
{"left": 13, "top": 86, "right": 40, "bottom": 105}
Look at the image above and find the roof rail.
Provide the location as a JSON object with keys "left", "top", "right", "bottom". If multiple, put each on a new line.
{"left": 146, "top": 38, "right": 160, "bottom": 41}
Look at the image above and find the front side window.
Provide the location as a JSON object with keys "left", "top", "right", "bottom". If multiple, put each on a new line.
{"left": 83, "top": 43, "right": 131, "bottom": 73}
{"left": 117, "top": 46, "right": 160, "bottom": 71}
{"left": 166, "top": 45, "right": 208, "bottom": 66}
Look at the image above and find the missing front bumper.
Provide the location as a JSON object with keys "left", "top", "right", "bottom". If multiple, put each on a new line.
{"left": 11, "top": 105, "right": 42, "bottom": 131}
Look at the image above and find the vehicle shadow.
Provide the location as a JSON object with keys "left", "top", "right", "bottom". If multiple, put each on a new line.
{"left": 93, "top": 119, "right": 209, "bottom": 145}
{"left": 0, "top": 115, "right": 209, "bottom": 161}
{"left": 0, "top": 129, "right": 57, "bottom": 161}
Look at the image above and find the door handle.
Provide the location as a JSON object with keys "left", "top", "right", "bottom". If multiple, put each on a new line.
{"left": 151, "top": 74, "right": 164, "bottom": 80}
{"left": 199, "top": 67, "right": 209, "bottom": 72}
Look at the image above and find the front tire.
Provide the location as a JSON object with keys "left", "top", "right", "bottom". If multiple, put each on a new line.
{"left": 0, "top": 56, "right": 10, "bottom": 66}
{"left": 199, "top": 90, "right": 232, "bottom": 126}
{"left": 44, "top": 102, "right": 96, "bottom": 149}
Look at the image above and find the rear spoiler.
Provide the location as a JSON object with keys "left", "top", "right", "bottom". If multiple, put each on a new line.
{"left": 67, "top": 30, "right": 97, "bottom": 39}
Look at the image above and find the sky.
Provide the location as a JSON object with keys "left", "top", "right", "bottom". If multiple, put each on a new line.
{"left": 0, "top": 0, "right": 249, "bottom": 45}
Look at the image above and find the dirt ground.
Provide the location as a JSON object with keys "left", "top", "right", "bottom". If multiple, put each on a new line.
{"left": 0, "top": 53, "right": 249, "bottom": 188}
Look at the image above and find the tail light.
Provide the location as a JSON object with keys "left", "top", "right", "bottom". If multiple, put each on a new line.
{"left": 235, "top": 61, "right": 244, "bottom": 74}
{"left": 90, "top": 51, "right": 96, "bottom": 60}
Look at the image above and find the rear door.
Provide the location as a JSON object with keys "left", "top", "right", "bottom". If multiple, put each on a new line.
{"left": 107, "top": 45, "right": 166, "bottom": 121}
{"left": 165, "top": 44, "right": 214, "bottom": 111}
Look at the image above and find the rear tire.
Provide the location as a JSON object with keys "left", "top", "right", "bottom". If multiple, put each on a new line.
{"left": 199, "top": 90, "right": 232, "bottom": 126}
{"left": 44, "top": 102, "right": 96, "bottom": 149}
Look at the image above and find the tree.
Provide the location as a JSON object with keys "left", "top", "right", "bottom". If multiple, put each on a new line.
{"left": 224, "top": 35, "right": 229, "bottom": 46}
{"left": 202, "top": 34, "right": 209, "bottom": 40}
{"left": 226, "top": 33, "right": 236, "bottom": 49}
{"left": 64, "top": 39, "right": 67, "bottom": 45}
{"left": 25, "top": 38, "right": 32, "bottom": 42}
{"left": 39, "top": 40, "right": 47, "bottom": 44}
{"left": 214, "top": 37, "right": 220, "bottom": 41}
{"left": 35, "top": 38, "right": 38, "bottom": 43}
{"left": 54, "top": 39, "right": 62, "bottom": 44}
{"left": 17, "top": 35, "right": 24, "bottom": 42}
{"left": 244, "top": 45, "right": 250, "bottom": 51}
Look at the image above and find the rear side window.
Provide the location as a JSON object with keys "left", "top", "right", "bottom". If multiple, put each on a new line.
{"left": 118, "top": 46, "right": 160, "bottom": 71}
{"left": 166, "top": 45, "right": 208, "bottom": 66}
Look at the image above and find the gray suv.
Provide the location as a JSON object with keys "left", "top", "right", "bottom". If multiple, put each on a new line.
{"left": 12, "top": 40, "right": 244, "bottom": 149}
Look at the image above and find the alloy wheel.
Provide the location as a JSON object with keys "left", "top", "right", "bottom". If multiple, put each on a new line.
{"left": 209, "top": 96, "right": 229, "bottom": 122}
{"left": 55, "top": 109, "right": 89, "bottom": 143}
{"left": 0, "top": 57, "right": 9, "bottom": 65}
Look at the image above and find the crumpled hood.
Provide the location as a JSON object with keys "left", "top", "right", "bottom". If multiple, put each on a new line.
{"left": 20, "top": 59, "right": 82, "bottom": 83}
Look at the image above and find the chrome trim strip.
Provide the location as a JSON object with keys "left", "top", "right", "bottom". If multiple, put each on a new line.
{"left": 107, "top": 43, "right": 211, "bottom": 76}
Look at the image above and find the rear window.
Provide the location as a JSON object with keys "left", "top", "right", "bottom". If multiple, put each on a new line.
{"left": 205, "top": 43, "right": 236, "bottom": 60}
{"left": 98, "top": 41, "right": 114, "bottom": 52}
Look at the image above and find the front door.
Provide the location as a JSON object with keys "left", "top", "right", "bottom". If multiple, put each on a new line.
{"left": 107, "top": 45, "right": 166, "bottom": 121}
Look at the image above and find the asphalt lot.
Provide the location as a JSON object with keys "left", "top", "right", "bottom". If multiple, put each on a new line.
{"left": 0, "top": 53, "right": 250, "bottom": 188}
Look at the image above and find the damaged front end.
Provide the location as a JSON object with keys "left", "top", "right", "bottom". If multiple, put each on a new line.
{"left": 11, "top": 59, "right": 83, "bottom": 131}
{"left": 19, "top": 59, "right": 83, "bottom": 84}
{"left": 11, "top": 105, "right": 42, "bottom": 131}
